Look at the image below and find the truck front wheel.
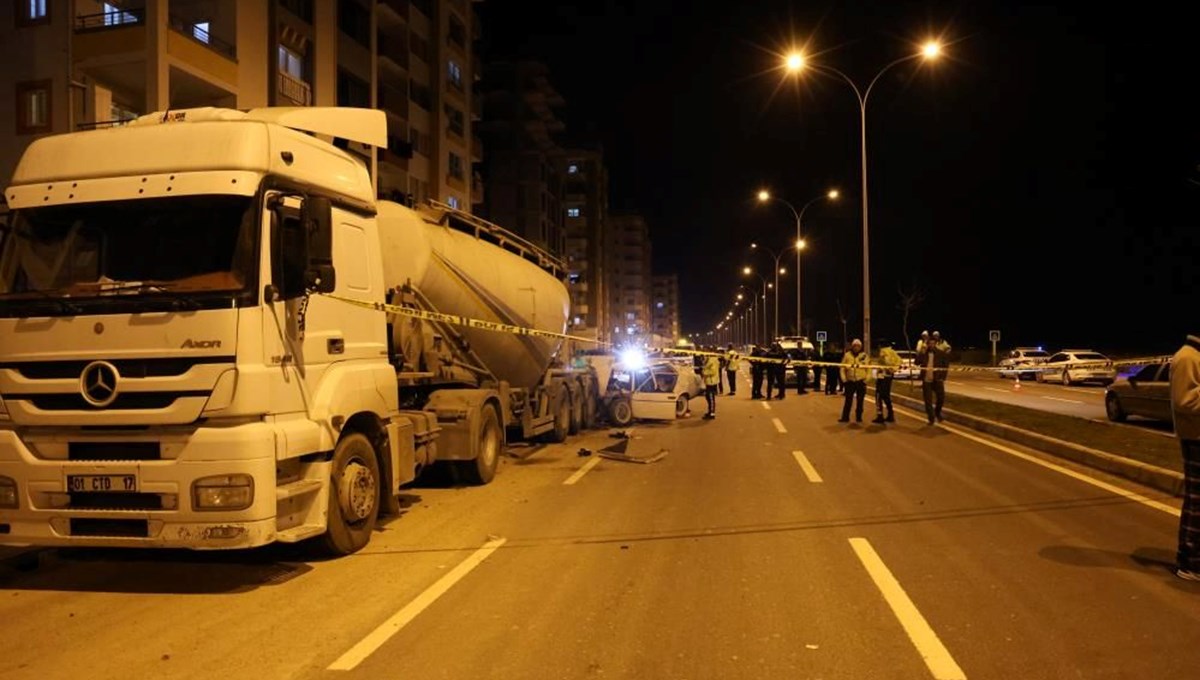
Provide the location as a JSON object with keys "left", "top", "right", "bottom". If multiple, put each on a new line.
{"left": 320, "top": 432, "right": 381, "bottom": 556}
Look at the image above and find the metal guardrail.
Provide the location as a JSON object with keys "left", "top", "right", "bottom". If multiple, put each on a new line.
{"left": 423, "top": 200, "right": 566, "bottom": 279}
{"left": 278, "top": 72, "right": 312, "bottom": 106}
{"left": 168, "top": 15, "right": 236, "bottom": 59}
{"left": 75, "top": 8, "right": 145, "bottom": 31}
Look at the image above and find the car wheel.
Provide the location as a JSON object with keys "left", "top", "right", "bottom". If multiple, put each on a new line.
{"left": 675, "top": 394, "right": 689, "bottom": 418}
{"left": 1062, "top": 369, "right": 1072, "bottom": 386}
{"left": 609, "top": 397, "right": 634, "bottom": 427}
{"left": 1105, "top": 393, "right": 1127, "bottom": 422}
{"left": 1035, "top": 371, "right": 1045, "bottom": 383}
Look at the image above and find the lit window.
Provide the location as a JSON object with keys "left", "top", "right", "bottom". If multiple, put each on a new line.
{"left": 447, "top": 196, "right": 460, "bottom": 209}
{"left": 193, "top": 21, "right": 210, "bottom": 43}
{"left": 567, "top": 164, "right": 579, "bottom": 174}
{"left": 567, "top": 207, "right": 580, "bottom": 218}
{"left": 656, "top": 302, "right": 665, "bottom": 309}
{"left": 278, "top": 46, "right": 304, "bottom": 79}
{"left": 448, "top": 60, "right": 463, "bottom": 89}
{"left": 573, "top": 316, "right": 582, "bottom": 325}
{"left": 103, "top": 2, "right": 138, "bottom": 25}
{"left": 25, "top": 0, "right": 47, "bottom": 20}
{"left": 626, "top": 312, "right": 635, "bottom": 321}
{"left": 16, "top": 81, "right": 51, "bottom": 133}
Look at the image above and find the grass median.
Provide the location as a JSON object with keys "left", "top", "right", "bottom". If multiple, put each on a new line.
{"left": 887, "top": 381, "right": 1182, "bottom": 473}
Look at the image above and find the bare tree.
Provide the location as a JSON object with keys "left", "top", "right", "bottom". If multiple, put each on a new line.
{"left": 896, "top": 283, "right": 926, "bottom": 350}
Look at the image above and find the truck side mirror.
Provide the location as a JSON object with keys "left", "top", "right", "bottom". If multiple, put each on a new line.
{"left": 300, "top": 196, "right": 336, "bottom": 294}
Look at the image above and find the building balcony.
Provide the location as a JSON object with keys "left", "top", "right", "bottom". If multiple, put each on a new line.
{"left": 278, "top": 72, "right": 312, "bottom": 106}
{"left": 378, "top": 33, "right": 410, "bottom": 72}
{"left": 377, "top": 83, "right": 409, "bottom": 118}
{"left": 74, "top": 9, "right": 147, "bottom": 60}
{"left": 377, "top": 0, "right": 410, "bottom": 26}
{"left": 470, "top": 134, "right": 483, "bottom": 162}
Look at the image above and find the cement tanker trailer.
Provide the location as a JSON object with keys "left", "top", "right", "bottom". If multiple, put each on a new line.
{"left": 379, "top": 199, "right": 604, "bottom": 479}
{"left": 0, "top": 106, "right": 600, "bottom": 555}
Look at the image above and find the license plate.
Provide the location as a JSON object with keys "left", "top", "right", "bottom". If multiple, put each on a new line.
{"left": 67, "top": 475, "right": 137, "bottom": 493}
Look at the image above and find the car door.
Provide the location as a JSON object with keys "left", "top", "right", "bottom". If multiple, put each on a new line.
{"left": 1123, "top": 364, "right": 1161, "bottom": 416}
{"left": 1043, "top": 353, "right": 1067, "bottom": 382}
{"left": 631, "top": 366, "right": 682, "bottom": 420}
{"left": 1147, "top": 363, "right": 1173, "bottom": 422}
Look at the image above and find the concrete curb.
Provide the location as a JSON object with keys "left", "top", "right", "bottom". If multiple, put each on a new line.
{"left": 890, "top": 392, "right": 1184, "bottom": 497}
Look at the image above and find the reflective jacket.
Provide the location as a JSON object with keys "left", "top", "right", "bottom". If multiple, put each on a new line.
{"left": 725, "top": 350, "right": 741, "bottom": 371}
{"left": 841, "top": 350, "right": 868, "bottom": 383}
{"left": 877, "top": 346, "right": 902, "bottom": 378}
{"left": 1172, "top": 336, "right": 1200, "bottom": 441}
{"left": 702, "top": 355, "right": 721, "bottom": 386}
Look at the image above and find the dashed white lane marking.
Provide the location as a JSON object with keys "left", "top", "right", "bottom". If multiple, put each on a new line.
{"left": 892, "top": 408, "right": 1180, "bottom": 517}
{"left": 563, "top": 456, "right": 602, "bottom": 485}
{"left": 772, "top": 417, "right": 787, "bottom": 434}
{"left": 983, "top": 387, "right": 1009, "bottom": 394}
{"left": 1042, "top": 395, "right": 1085, "bottom": 404}
{"left": 848, "top": 538, "right": 967, "bottom": 680}
{"left": 328, "top": 537, "right": 508, "bottom": 671}
{"left": 792, "top": 450, "right": 823, "bottom": 483}
{"left": 762, "top": 401, "right": 772, "bottom": 411}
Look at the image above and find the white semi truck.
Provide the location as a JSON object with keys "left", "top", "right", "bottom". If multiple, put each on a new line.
{"left": 0, "top": 107, "right": 600, "bottom": 554}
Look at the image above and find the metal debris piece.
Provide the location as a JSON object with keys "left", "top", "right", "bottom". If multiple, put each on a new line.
{"left": 598, "top": 448, "right": 669, "bottom": 464}
{"left": 577, "top": 448, "right": 593, "bottom": 457}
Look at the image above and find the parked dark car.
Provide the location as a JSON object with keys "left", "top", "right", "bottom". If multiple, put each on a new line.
{"left": 1105, "top": 361, "right": 1171, "bottom": 423}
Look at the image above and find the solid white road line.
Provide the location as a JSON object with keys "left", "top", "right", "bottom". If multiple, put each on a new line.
{"left": 328, "top": 537, "right": 508, "bottom": 671}
{"left": 762, "top": 401, "right": 772, "bottom": 411}
{"left": 1042, "top": 395, "right": 1085, "bottom": 404}
{"left": 848, "top": 538, "right": 967, "bottom": 680}
{"left": 938, "top": 422, "right": 1179, "bottom": 516}
{"left": 563, "top": 456, "right": 602, "bottom": 486}
{"left": 890, "top": 405, "right": 1180, "bottom": 517}
{"left": 772, "top": 417, "right": 787, "bottom": 434}
{"left": 792, "top": 450, "right": 823, "bottom": 483}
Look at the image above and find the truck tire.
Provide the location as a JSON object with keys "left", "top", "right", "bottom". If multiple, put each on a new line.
{"left": 546, "top": 395, "right": 570, "bottom": 443}
{"left": 320, "top": 432, "right": 381, "bottom": 556}
{"left": 569, "top": 387, "right": 584, "bottom": 435}
{"left": 580, "top": 388, "right": 598, "bottom": 430}
{"left": 457, "top": 405, "right": 503, "bottom": 485}
{"left": 609, "top": 396, "right": 634, "bottom": 427}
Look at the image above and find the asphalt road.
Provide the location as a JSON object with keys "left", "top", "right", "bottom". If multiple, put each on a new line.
{"left": 1, "top": 379, "right": 1197, "bottom": 679}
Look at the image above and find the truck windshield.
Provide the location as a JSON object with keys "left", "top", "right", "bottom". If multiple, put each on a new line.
{"left": 0, "top": 195, "right": 257, "bottom": 316}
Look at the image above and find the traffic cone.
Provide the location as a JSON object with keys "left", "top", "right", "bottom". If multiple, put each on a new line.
{"left": 1013, "top": 374, "right": 1021, "bottom": 391}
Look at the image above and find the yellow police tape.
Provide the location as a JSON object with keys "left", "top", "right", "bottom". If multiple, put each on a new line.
{"left": 321, "top": 293, "right": 1171, "bottom": 376}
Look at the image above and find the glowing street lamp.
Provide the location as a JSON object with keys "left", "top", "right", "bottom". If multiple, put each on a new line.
{"left": 782, "top": 42, "right": 942, "bottom": 354}
{"left": 756, "top": 188, "right": 839, "bottom": 337}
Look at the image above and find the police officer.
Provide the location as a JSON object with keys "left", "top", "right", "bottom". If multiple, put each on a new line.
{"left": 765, "top": 342, "right": 788, "bottom": 400}
{"left": 838, "top": 339, "right": 868, "bottom": 422}
{"left": 823, "top": 344, "right": 842, "bottom": 395}
{"left": 794, "top": 345, "right": 811, "bottom": 395}
{"left": 918, "top": 331, "right": 952, "bottom": 424}
{"left": 750, "top": 344, "right": 766, "bottom": 399}
{"left": 724, "top": 343, "right": 740, "bottom": 396}
{"left": 873, "top": 339, "right": 902, "bottom": 423}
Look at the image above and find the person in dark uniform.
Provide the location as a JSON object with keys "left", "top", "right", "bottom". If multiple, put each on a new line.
{"left": 794, "top": 346, "right": 811, "bottom": 395}
{"left": 811, "top": 349, "right": 823, "bottom": 392}
{"left": 823, "top": 344, "right": 842, "bottom": 395}
{"left": 750, "top": 345, "right": 766, "bottom": 399}
{"left": 765, "top": 342, "right": 787, "bottom": 400}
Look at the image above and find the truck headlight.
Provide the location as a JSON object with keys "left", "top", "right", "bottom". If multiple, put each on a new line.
{"left": 0, "top": 476, "right": 17, "bottom": 509}
{"left": 192, "top": 474, "right": 254, "bottom": 511}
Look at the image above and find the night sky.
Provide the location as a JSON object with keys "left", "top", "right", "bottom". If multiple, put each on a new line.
{"left": 478, "top": 1, "right": 1198, "bottom": 354}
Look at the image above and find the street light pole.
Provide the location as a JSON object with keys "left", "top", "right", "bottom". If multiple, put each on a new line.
{"left": 784, "top": 42, "right": 941, "bottom": 356}
{"left": 757, "top": 189, "right": 838, "bottom": 339}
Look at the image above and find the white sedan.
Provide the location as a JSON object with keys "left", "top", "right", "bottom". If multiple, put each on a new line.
{"left": 1036, "top": 349, "right": 1117, "bottom": 386}
{"left": 605, "top": 356, "right": 707, "bottom": 425}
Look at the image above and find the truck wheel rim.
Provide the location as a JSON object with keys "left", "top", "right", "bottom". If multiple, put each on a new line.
{"left": 340, "top": 460, "right": 376, "bottom": 521}
{"left": 480, "top": 419, "right": 499, "bottom": 467}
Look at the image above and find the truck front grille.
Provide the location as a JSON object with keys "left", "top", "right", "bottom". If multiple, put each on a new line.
{"left": 6, "top": 391, "right": 207, "bottom": 411}
{"left": 68, "top": 493, "right": 164, "bottom": 510}
{"left": 0, "top": 356, "right": 234, "bottom": 380}
{"left": 69, "top": 442, "right": 161, "bottom": 461}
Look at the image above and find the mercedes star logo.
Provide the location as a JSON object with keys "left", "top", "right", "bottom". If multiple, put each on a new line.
{"left": 79, "top": 361, "right": 120, "bottom": 407}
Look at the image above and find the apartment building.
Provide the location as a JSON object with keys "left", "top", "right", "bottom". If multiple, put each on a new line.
{"left": 561, "top": 147, "right": 608, "bottom": 341}
{"left": 606, "top": 213, "right": 652, "bottom": 342}
{"left": 477, "top": 60, "right": 566, "bottom": 256}
{"left": 650, "top": 274, "right": 679, "bottom": 344}
{"left": 1, "top": 0, "right": 482, "bottom": 211}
